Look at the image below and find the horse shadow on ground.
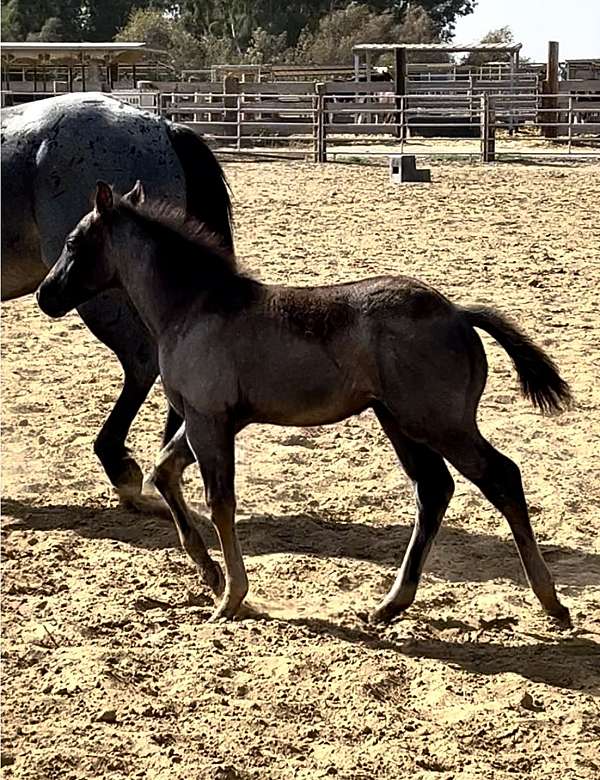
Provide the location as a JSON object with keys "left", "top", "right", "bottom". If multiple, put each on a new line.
{"left": 3, "top": 497, "right": 600, "bottom": 692}
{"left": 285, "top": 615, "right": 600, "bottom": 694}
{"left": 2, "top": 497, "right": 599, "bottom": 590}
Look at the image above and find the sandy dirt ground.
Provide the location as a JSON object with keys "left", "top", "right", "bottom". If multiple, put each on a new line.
{"left": 2, "top": 159, "right": 600, "bottom": 779}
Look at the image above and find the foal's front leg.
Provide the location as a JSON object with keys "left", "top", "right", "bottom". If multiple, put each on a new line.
{"left": 185, "top": 409, "right": 248, "bottom": 621}
{"left": 151, "top": 423, "right": 225, "bottom": 596}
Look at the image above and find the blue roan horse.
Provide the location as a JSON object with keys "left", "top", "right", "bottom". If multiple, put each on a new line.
{"left": 1, "top": 93, "right": 234, "bottom": 506}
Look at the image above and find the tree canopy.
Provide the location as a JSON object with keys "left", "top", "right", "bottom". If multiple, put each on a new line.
{"left": 1, "top": 0, "right": 477, "bottom": 68}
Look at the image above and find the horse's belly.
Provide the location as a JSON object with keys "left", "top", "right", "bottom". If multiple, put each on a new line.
{"left": 243, "top": 349, "right": 374, "bottom": 427}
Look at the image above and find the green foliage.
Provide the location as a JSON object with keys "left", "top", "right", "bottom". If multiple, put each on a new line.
{"left": 26, "top": 16, "right": 67, "bottom": 41}
{"left": 1, "top": 0, "right": 477, "bottom": 70}
{"left": 292, "top": 4, "right": 402, "bottom": 65}
{"left": 116, "top": 8, "right": 204, "bottom": 71}
{"left": 462, "top": 26, "right": 515, "bottom": 65}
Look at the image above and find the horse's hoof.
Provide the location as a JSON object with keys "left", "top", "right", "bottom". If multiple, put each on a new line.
{"left": 235, "top": 601, "right": 269, "bottom": 621}
{"left": 208, "top": 595, "right": 245, "bottom": 622}
{"left": 116, "top": 485, "right": 170, "bottom": 516}
{"left": 114, "top": 457, "right": 144, "bottom": 494}
{"left": 370, "top": 603, "right": 403, "bottom": 625}
{"left": 547, "top": 604, "right": 572, "bottom": 628}
{"left": 201, "top": 562, "right": 226, "bottom": 597}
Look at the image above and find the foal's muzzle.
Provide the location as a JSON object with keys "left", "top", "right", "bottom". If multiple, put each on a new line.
{"left": 36, "top": 284, "right": 74, "bottom": 318}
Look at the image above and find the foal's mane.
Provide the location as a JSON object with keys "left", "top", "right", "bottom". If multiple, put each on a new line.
{"left": 117, "top": 197, "right": 244, "bottom": 274}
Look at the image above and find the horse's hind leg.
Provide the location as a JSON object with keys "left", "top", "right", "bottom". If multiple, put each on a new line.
{"left": 94, "top": 365, "right": 156, "bottom": 505}
{"left": 151, "top": 423, "right": 225, "bottom": 596}
{"left": 371, "top": 406, "right": 455, "bottom": 623}
{"left": 435, "top": 429, "right": 570, "bottom": 624}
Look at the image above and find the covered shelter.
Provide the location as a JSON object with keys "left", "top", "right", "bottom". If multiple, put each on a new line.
{"left": 352, "top": 43, "right": 523, "bottom": 94}
{"left": 1, "top": 42, "right": 166, "bottom": 96}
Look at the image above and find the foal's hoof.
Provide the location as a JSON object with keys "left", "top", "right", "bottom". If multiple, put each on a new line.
{"left": 201, "top": 562, "right": 226, "bottom": 597}
{"left": 370, "top": 603, "right": 402, "bottom": 625}
{"left": 547, "top": 604, "right": 572, "bottom": 629}
{"left": 208, "top": 595, "right": 245, "bottom": 622}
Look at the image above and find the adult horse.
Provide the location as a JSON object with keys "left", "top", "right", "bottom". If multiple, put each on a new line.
{"left": 1, "top": 92, "right": 233, "bottom": 507}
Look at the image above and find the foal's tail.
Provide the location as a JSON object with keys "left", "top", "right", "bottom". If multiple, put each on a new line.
{"left": 463, "top": 306, "right": 572, "bottom": 414}
{"left": 166, "top": 122, "right": 234, "bottom": 251}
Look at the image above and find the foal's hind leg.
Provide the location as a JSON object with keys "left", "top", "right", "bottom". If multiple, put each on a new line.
{"left": 151, "top": 424, "right": 225, "bottom": 596}
{"left": 436, "top": 430, "right": 570, "bottom": 624}
{"left": 371, "top": 407, "right": 455, "bottom": 623}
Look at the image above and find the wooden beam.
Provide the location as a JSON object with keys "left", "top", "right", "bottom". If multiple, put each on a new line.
{"left": 394, "top": 47, "right": 407, "bottom": 139}
{"left": 543, "top": 40, "right": 559, "bottom": 139}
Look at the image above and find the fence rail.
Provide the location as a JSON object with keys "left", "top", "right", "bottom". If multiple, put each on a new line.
{"left": 155, "top": 90, "right": 600, "bottom": 161}
{"left": 2, "top": 86, "right": 599, "bottom": 161}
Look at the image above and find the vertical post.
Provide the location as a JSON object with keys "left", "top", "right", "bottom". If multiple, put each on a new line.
{"left": 353, "top": 51, "right": 360, "bottom": 81}
{"left": 400, "top": 96, "right": 406, "bottom": 152}
{"left": 394, "top": 46, "right": 406, "bottom": 139}
{"left": 313, "top": 92, "right": 319, "bottom": 162}
{"left": 568, "top": 95, "right": 573, "bottom": 153}
{"left": 315, "top": 82, "right": 327, "bottom": 163}
{"left": 480, "top": 94, "right": 496, "bottom": 162}
{"left": 81, "top": 54, "right": 86, "bottom": 92}
{"left": 236, "top": 94, "right": 242, "bottom": 151}
{"left": 468, "top": 74, "right": 476, "bottom": 128}
{"left": 543, "top": 40, "right": 559, "bottom": 139}
{"left": 223, "top": 74, "right": 239, "bottom": 144}
{"left": 508, "top": 49, "right": 516, "bottom": 134}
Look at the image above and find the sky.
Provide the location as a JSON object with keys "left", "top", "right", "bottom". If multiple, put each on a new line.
{"left": 453, "top": 0, "right": 600, "bottom": 62}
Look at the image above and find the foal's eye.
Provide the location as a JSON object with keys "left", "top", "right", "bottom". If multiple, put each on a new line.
{"left": 66, "top": 237, "right": 76, "bottom": 250}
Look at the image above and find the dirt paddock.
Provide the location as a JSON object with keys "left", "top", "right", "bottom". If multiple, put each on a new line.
{"left": 2, "top": 159, "right": 600, "bottom": 779}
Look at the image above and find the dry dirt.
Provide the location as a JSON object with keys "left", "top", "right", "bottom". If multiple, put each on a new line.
{"left": 2, "top": 159, "right": 600, "bottom": 780}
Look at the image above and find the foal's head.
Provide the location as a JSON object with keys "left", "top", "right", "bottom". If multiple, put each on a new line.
{"left": 36, "top": 181, "right": 144, "bottom": 317}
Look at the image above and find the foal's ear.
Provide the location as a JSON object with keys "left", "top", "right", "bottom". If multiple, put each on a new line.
{"left": 95, "top": 181, "right": 114, "bottom": 215}
{"left": 123, "top": 179, "right": 146, "bottom": 207}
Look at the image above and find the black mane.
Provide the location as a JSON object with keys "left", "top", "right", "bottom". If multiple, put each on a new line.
{"left": 115, "top": 198, "right": 258, "bottom": 310}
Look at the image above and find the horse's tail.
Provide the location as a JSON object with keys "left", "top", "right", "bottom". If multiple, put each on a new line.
{"left": 166, "top": 122, "right": 234, "bottom": 251}
{"left": 463, "top": 305, "right": 572, "bottom": 414}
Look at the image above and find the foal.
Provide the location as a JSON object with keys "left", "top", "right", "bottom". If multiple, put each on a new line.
{"left": 37, "top": 181, "right": 572, "bottom": 625}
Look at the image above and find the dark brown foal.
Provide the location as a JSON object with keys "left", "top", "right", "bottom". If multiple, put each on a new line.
{"left": 37, "top": 181, "right": 572, "bottom": 625}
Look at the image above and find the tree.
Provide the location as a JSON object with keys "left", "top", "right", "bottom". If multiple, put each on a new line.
{"left": 292, "top": 3, "right": 402, "bottom": 65}
{"left": 1, "top": 0, "right": 55, "bottom": 40}
{"left": 116, "top": 8, "right": 205, "bottom": 71}
{"left": 364, "top": 0, "right": 476, "bottom": 40}
{"left": 462, "top": 26, "right": 515, "bottom": 66}
{"left": 290, "top": 3, "right": 441, "bottom": 66}
{"left": 26, "top": 15, "right": 68, "bottom": 41}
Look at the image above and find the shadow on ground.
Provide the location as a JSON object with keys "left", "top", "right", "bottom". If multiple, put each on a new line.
{"left": 3, "top": 497, "right": 599, "bottom": 588}
{"left": 288, "top": 614, "right": 600, "bottom": 693}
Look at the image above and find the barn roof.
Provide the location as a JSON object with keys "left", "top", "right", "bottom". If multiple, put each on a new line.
{"left": 1, "top": 42, "right": 166, "bottom": 65}
{"left": 353, "top": 43, "right": 523, "bottom": 54}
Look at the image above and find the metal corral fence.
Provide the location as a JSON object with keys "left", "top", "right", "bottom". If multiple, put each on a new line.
{"left": 2, "top": 81, "right": 598, "bottom": 162}
{"left": 148, "top": 84, "right": 600, "bottom": 162}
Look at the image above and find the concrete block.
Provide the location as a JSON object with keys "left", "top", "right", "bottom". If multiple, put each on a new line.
{"left": 390, "top": 154, "right": 431, "bottom": 183}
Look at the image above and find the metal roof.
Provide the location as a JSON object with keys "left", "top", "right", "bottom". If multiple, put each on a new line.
{"left": 353, "top": 43, "right": 523, "bottom": 53}
{"left": 1, "top": 42, "right": 165, "bottom": 64}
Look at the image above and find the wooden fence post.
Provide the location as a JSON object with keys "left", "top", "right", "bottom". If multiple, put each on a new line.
{"left": 480, "top": 94, "right": 496, "bottom": 162}
{"left": 542, "top": 41, "right": 559, "bottom": 139}
{"left": 315, "top": 82, "right": 327, "bottom": 163}
{"left": 394, "top": 47, "right": 406, "bottom": 139}
{"left": 223, "top": 74, "right": 239, "bottom": 143}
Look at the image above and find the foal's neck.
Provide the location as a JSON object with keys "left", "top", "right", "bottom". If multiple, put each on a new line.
{"left": 112, "top": 208, "right": 240, "bottom": 340}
